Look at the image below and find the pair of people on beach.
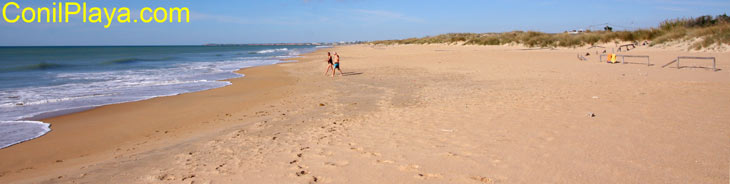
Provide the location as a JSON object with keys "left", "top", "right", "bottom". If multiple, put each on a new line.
{"left": 325, "top": 52, "right": 343, "bottom": 77}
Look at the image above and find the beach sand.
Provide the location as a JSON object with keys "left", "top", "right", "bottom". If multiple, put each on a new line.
{"left": 1, "top": 44, "right": 729, "bottom": 183}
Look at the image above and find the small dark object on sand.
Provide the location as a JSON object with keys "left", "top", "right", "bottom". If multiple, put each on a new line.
{"left": 296, "top": 170, "right": 307, "bottom": 176}
{"left": 319, "top": 103, "right": 325, "bottom": 106}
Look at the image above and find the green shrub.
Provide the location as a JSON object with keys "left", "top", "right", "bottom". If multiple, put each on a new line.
{"left": 370, "top": 15, "right": 729, "bottom": 49}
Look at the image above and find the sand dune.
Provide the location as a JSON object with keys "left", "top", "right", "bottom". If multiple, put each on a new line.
{"left": 1, "top": 44, "right": 729, "bottom": 183}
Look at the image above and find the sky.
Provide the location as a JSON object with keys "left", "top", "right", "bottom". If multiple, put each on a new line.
{"left": 0, "top": 0, "right": 728, "bottom": 46}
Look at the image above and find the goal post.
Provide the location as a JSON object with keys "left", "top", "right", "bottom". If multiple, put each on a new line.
{"left": 676, "top": 56, "right": 717, "bottom": 71}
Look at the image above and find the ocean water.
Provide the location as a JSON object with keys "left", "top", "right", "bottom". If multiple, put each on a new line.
{"left": 0, "top": 45, "right": 324, "bottom": 149}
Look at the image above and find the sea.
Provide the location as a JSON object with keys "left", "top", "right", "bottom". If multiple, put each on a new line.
{"left": 0, "top": 45, "right": 325, "bottom": 149}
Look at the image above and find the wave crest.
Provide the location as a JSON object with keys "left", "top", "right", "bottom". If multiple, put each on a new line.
{"left": 102, "top": 57, "right": 176, "bottom": 65}
{"left": 0, "top": 62, "right": 71, "bottom": 73}
{"left": 249, "top": 48, "right": 289, "bottom": 54}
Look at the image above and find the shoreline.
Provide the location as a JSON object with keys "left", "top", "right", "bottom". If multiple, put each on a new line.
{"left": 0, "top": 49, "right": 321, "bottom": 182}
{"left": 1, "top": 49, "right": 315, "bottom": 150}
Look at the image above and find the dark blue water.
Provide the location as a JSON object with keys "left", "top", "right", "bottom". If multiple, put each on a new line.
{"left": 0, "top": 45, "right": 325, "bottom": 149}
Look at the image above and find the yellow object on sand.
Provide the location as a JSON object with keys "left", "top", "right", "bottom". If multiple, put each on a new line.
{"left": 607, "top": 54, "right": 617, "bottom": 63}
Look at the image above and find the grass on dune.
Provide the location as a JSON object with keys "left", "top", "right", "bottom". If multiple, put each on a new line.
{"left": 371, "top": 14, "right": 730, "bottom": 50}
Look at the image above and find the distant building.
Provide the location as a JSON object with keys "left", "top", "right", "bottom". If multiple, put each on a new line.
{"left": 566, "top": 29, "right": 585, "bottom": 34}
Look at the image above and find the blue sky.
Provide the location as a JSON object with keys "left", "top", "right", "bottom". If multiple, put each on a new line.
{"left": 0, "top": 0, "right": 727, "bottom": 46}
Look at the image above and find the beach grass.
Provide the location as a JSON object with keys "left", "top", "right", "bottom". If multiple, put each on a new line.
{"left": 371, "top": 14, "right": 730, "bottom": 50}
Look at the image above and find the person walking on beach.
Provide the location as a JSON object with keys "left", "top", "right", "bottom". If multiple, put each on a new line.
{"left": 332, "top": 52, "right": 343, "bottom": 77}
{"left": 324, "top": 52, "right": 334, "bottom": 76}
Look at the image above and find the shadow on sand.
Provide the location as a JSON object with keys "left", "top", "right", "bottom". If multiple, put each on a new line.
{"left": 341, "top": 72, "right": 363, "bottom": 76}
{"left": 676, "top": 66, "right": 722, "bottom": 71}
{"left": 622, "top": 62, "right": 655, "bottom": 66}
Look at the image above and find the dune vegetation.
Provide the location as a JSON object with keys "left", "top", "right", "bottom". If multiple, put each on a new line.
{"left": 371, "top": 14, "right": 730, "bottom": 50}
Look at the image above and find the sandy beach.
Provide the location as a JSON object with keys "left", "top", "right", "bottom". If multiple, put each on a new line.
{"left": 1, "top": 44, "right": 729, "bottom": 183}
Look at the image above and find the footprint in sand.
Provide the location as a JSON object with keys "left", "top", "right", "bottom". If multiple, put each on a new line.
{"left": 350, "top": 147, "right": 364, "bottom": 152}
{"left": 415, "top": 173, "right": 443, "bottom": 179}
{"left": 156, "top": 173, "right": 176, "bottom": 181}
{"left": 324, "top": 160, "right": 350, "bottom": 167}
{"left": 398, "top": 164, "right": 420, "bottom": 171}
{"left": 255, "top": 111, "right": 270, "bottom": 117}
{"left": 230, "top": 130, "right": 246, "bottom": 138}
{"left": 367, "top": 152, "right": 381, "bottom": 156}
{"left": 445, "top": 152, "right": 459, "bottom": 157}
{"left": 181, "top": 174, "right": 196, "bottom": 181}
{"left": 470, "top": 176, "right": 494, "bottom": 183}
{"left": 295, "top": 170, "right": 308, "bottom": 177}
{"left": 214, "top": 163, "right": 231, "bottom": 174}
{"left": 316, "top": 150, "right": 334, "bottom": 156}
{"left": 349, "top": 147, "right": 381, "bottom": 157}
{"left": 254, "top": 121, "right": 270, "bottom": 128}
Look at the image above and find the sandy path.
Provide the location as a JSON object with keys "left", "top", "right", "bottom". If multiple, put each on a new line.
{"left": 4, "top": 44, "right": 729, "bottom": 183}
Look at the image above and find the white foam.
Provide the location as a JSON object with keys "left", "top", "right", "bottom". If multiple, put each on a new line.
{"left": 255, "top": 48, "right": 289, "bottom": 54}
{"left": 0, "top": 58, "right": 291, "bottom": 122}
{"left": 0, "top": 121, "right": 51, "bottom": 149}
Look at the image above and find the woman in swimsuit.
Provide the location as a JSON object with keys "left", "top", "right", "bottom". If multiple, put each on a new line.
{"left": 324, "top": 52, "right": 334, "bottom": 76}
